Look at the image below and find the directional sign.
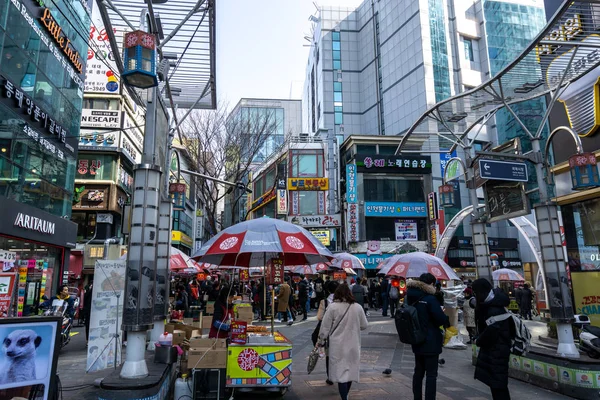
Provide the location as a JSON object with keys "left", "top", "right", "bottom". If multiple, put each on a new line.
{"left": 479, "top": 159, "right": 528, "bottom": 182}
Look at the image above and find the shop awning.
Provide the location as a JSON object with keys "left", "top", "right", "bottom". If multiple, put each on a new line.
{"left": 396, "top": 1, "right": 600, "bottom": 153}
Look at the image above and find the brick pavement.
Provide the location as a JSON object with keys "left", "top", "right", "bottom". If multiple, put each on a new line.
{"left": 56, "top": 313, "right": 572, "bottom": 399}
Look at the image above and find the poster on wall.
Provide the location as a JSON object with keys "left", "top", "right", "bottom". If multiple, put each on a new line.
{"left": 395, "top": 220, "right": 418, "bottom": 241}
{"left": 86, "top": 4, "right": 120, "bottom": 93}
{"left": 86, "top": 260, "right": 126, "bottom": 373}
{"left": 0, "top": 317, "right": 61, "bottom": 400}
{"left": 571, "top": 271, "right": 600, "bottom": 327}
{"left": 0, "top": 273, "right": 16, "bottom": 317}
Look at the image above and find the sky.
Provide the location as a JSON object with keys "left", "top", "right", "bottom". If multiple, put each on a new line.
{"left": 216, "top": 0, "right": 363, "bottom": 109}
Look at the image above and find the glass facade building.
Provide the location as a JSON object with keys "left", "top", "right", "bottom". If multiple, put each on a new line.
{"left": 0, "top": 0, "right": 90, "bottom": 316}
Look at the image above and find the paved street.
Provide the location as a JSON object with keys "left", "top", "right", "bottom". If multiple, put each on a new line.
{"left": 57, "top": 313, "right": 572, "bottom": 399}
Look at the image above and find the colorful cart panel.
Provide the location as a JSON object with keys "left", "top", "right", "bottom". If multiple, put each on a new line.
{"left": 226, "top": 344, "right": 292, "bottom": 387}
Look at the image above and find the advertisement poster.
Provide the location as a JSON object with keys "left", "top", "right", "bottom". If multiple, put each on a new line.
{"left": 571, "top": 272, "right": 600, "bottom": 327}
{"left": 85, "top": 4, "right": 120, "bottom": 93}
{"left": 0, "top": 318, "right": 60, "bottom": 400}
{"left": 86, "top": 260, "right": 126, "bottom": 373}
{"left": 395, "top": 220, "right": 418, "bottom": 241}
{"left": 17, "top": 267, "right": 27, "bottom": 317}
{"left": 230, "top": 321, "right": 248, "bottom": 345}
{"left": 0, "top": 273, "right": 16, "bottom": 318}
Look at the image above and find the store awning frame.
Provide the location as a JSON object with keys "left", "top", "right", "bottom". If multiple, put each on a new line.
{"left": 395, "top": 0, "right": 600, "bottom": 155}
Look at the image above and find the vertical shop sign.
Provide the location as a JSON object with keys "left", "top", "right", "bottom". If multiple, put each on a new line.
{"left": 17, "top": 266, "right": 27, "bottom": 317}
{"left": 277, "top": 190, "right": 288, "bottom": 214}
{"left": 346, "top": 203, "right": 359, "bottom": 243}
{"left": 268, "top": 258, "right": 284, "bottom": 285}
{"left": 291, "top": 191, "right": 299, "bottom": 215}
{"left": 427, "top": 192, "right": 438, "bottom": 220}
{"left": 0, "top": 272, "right": 16, "bottom": 317}
{"left": 87, "top": 260, "right": 126, "bottom": 372}
{"left": 318, "top": 191, "right": 326, "bottom": 214}
{"left": 346, "top": 164, "right": 357, "bottom": 203}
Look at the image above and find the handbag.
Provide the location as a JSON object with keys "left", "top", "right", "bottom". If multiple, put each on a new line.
{"left": 307, "top": 346, "right": 321, "bottom": 374}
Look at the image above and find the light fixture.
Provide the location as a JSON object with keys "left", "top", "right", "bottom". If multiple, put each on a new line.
{"left": 122, "top": 31, "right": 158, "bottom": 89}
{"left": 1, "top": 148, "right": 6, "bottom": 153}
{"left": 439, "top": 184, "right": 455, "bottom": 207}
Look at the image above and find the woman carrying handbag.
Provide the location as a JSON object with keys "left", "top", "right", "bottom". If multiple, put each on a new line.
{"left": 318, "top": 283, "right": 368, "bottom": 400}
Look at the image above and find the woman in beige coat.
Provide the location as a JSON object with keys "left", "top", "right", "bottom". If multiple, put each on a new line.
{"left": 318, "top": 283, "right": 368, "bottom": 400}
{"left": 276, "top": 281, "right": 293, "bottom": 325}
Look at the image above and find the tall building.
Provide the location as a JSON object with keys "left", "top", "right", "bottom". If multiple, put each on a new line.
{"left": 223, "top": 98, "right": 302, "bottom": 227}
{"left": 304, "top": 0, "right": 547, "bottom": 276}
{"left": 0, "top": 0, "right": 90, "bottom": 315}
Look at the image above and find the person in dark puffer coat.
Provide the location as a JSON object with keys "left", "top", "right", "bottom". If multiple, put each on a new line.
{"left": 471, "top": 278, "right": 514, "bottom": 400}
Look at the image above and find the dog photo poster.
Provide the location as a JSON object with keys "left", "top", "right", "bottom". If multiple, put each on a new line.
{"left": 0, "top": 319, "right": 58, "bottom": 400}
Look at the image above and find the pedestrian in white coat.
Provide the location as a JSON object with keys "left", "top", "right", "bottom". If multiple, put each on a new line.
{"left": 318, "top": 283, "right": 369, "bottom": 400}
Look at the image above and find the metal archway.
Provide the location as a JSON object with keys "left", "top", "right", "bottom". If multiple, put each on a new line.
{"left": 434, "top": 205, "right": 548, "bottom": 306}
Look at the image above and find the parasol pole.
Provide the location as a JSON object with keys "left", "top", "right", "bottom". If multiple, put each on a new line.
{"left": 263, "top": 254, "right": 267, "bottom": 321}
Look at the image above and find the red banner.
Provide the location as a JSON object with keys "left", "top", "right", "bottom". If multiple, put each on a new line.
{"left": 269, "top": 258, "right": 284, "bottom": 285}
{"left": 239, "top": 269, "right": 249, "bottom": 282}
{"left": 0, "top": 273, "right": 16, "bottom": 318}
{"left": 230, "top": 320, "right": 248, "bottom": 344}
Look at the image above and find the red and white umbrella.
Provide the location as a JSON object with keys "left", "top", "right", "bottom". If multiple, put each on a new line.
{"left": 330, "top": 253, "right": 365, "bottom": 270}
{"left": 170, "top": 248, "right": 209, "bottom": 274}
{"left": 287, "top": 262, "right": 330, "bottom": 275}
{"left": 191, "top": 218, "right": 333, "bottom": 267}
{"left": 377, "top": 252, "right": 459, "bottom": 281}
{"left": 492, "top": 268, "right": 524, "bottom": 282}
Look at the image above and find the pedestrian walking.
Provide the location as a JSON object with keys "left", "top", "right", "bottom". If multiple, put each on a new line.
{"left": 209, "top": 285, "right": 233, "bottom": 339}
{"left": 380, "top": 277, "right": 389, "bottom": 316}
{"left": 314, "top": 275, "right": 325, "bottom": 306}
{"left": 313, "top": 280, "right": 340, "bottom": 385}
{"left": 406, "top": 273, "right": 450, "bottom": 400}
{"left": 175, "top": 284, "right": 189, "bottom": 316}
{"left": 471, "top": 278, "right": 513, "bottom": 400}
{"left": 318, "top": 283, "right": 368, "bottom": 400}
{"left": 361, "top": 278, "right": 370, "bottom": 316}
{"left": 277, "top": 279, "right": 293, "bottom": 325}
{"left": 388, "top": 280, "right": 400, "bottom": 317}
{"left": 298, "top": 275, "right": 310, "bottom": 320}
{"left": 351, "top": 278, "right": 367, "bottom": 316}
{"left": 368, "top": 279, "right": 376, "bottom": 309}
{"left": 83, "top": 282, "right": 93, "bottom": 343}
{"left": 462, "top": 287, "right": 476, "bottom": 344}
{"left": 519, "top": 283, "right": 533, "bottom": 320}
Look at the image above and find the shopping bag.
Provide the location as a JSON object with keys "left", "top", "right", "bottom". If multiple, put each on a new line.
{"left": 307, "top": 346, "right": 320, "bottom": 374}
{"left": 443, "top": 326, "right": 458, "bottom": 346}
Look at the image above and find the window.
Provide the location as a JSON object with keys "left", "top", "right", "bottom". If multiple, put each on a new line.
{"left": 333, "top": 50, "right": 341, "bottom": 60}
{"left": 363, "top": 178, "right": 424, "bottom": 202}
{"left": 332, "top": 31, "right": 340, "bottom": 41}
{"left": 334, "top": 112, "right": 343, "bottom": 124}
{"left": 298, "top": 191, "right": 318, "bottom": 215}
{"left": 290, "top": 150, "right": 324, "bottom": 177}
{"left": 83, "top": 98, "right": 120, "bottom": 110}
{"left": 463, "top": 37, "right": 474, "bottom": 62}
{"left": 333, "top": 60, "right": 341, "bottom": 70}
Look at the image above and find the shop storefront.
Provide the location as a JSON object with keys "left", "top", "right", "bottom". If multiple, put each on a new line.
{"left": 0, "top": 197, "right": 77, "bottom": 316}
{"left": 447, "top": 237, "right": 522, "bottom": 279}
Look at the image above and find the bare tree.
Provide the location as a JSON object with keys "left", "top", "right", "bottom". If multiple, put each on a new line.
{"left": 179, "top": 104, "right": 278, "bottom": 237}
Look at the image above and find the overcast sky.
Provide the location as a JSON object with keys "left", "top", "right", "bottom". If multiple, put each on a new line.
{"left": 216, "top": 0, "right": 363, "bottom": 109}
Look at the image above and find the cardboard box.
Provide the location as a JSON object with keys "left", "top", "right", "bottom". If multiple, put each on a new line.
{"left": 237, "top": 309, "right": 254, "bottom": 319}
{"left": 188, "top": 347, "right": 227, "bottom": 369}
{"left": 165, "top": 323, "right": 197, "bottom": 339}
{"left": 206, "top": 302, "right": 215, "bottom": 315}
{"left": 189, "top": 338, "right": 227, "bottom": 349}
{"left": 172, "top": 330, "right": 186, "bottom": 346}
{"left": 202, "top": 316, "right": 214, "bottom": 331}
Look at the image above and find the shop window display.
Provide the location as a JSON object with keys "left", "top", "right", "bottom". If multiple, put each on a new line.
{"left": 0, "top": 235, "right": 60, "bottom": 317}
{"left": 562, "top": 198, "right": 600, "bottom": 271}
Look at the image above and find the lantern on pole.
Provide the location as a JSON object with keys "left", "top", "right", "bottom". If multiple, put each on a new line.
{"left": 169, "top": 182, "right": 186, "bottom": 211}
{"left": 569, "top": 152, "right": 600, "bottom": 190}
{"left": 122, "top": 30, "right": 158, "bottom": 89}
{"left": 439, "top": 184, "right": 455, "bottom": 207}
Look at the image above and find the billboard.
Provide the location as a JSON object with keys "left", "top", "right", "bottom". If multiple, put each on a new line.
{"left": 85, "top": 3, "right": 120, "bottom": 93}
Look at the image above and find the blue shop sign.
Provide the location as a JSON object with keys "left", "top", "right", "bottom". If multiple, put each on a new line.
{"left": 355, "top": 253, "right": 394, "bottom": 269}
{"left": 365, "top": 202, "right": 427, "bottom": 217}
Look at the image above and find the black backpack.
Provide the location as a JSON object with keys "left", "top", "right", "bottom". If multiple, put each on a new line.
{"left": 395, "top": 296, "right": 426, "bottom": 345}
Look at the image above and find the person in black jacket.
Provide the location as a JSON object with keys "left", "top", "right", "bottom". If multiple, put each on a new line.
{"left": 380, "top": 278, "right": 389, "bottom": 316}
{"left": 406, "top": 273, "right": 450, "bottom": 400}
{"left": 298, "top": 275, "right": 309, "bottom": 320}
{"left": 471, "top": 278, "right": 513, "bottom": 400}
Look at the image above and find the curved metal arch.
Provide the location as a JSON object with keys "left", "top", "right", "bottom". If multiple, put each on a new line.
{"left": 434, "top": 205, "right": 548, "bottom": 305}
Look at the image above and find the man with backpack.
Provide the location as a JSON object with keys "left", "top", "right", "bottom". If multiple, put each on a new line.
{"left": 388, "top": 280, "right": 400, "bottom": 318}
{"left": 403, "top": 273, "right": 449, "bottom": 400}
{"left": 314, "top": 276, "right": 325, "bottom": 307}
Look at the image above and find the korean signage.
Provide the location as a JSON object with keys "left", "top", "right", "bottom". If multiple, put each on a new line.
{"left": 268, "top": 258, "right": 284, "bottom": 285}
{"left": 440, "top": 150, "right": 457, "bottom": 178}
{"left": 346, "top": 203, "right": 359, "bottom": 243}
{"left": 277, "top": 190, "right": 288, "bottom": 214}
{"left": 288, "top": 214, "right": 341, "bottom": 227}
{"left": 1, "top": 75, "right": 77, "bottom": 157}
{"left": 291, "top": 192, "right": 299, "bottom": 215}
{"left": 121, "top": 135, "right": 140, "bottom": 163}
{"left": 333, "top": 271, "right": 347, "bottom": 281}
{"left": 355, "top": 253, "right": 394, "bottom": 269}
{"left": 287, "top": 178, "right": 329, "bottom": 191}
{"left": 72, "top": 186, "right": 108, "bottom": 210}
{"left": 230, "top": 320, "right": 248, "bottom": 345}
{"left": 572, "top": 271, "right": 600, "bottom": 327}
{"left": 430, "top": 224, "right": 438, "bottom": 252}
{"left": 318, "top": 191, "right": 326, "bottom": 214}
{"left": 85, "top": 3, "right": 120, "bottom": 93}
{"left": 356, "top": 154, "right": 432, "bottom": 173}
{"left": 81, "top": 109, "right": 121, "bottom": 128}
{"left": 427, "top": 192, "right": 438, "bottom": 220}
{"left": 365, "top": 202, "right": 427, "bottom": 217}
{"left": 77, "top": 158, "right": 103, "bottom": 176}
{"left": 395, "top": 220, "right": 418, "bottom": 241}
{"left": 172, "top": 231, "right": 193, "bottom": 248}
{"left": 250, "top": 188, "right": 276, "bottom": 212}
{"left": 311, "top": 230, "right": 331, "bottom": 246}
{"left": 346, "top": 164, "right": 357, "bottom": 203}
{"left": 80, "top": 130, "right": 118, "bottom": 148}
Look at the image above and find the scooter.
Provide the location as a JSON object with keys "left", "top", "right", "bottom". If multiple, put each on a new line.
{"left": 40, "top": 296, "right": 79, "bottom": 349}
{"left": 574, "top": 314, "right": 600, "bottom": 359}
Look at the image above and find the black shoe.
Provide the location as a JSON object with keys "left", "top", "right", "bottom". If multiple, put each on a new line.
{"left": 302, "top": 317, "right": 307, "bottom": 321}
{"left": 326, "top": 379, "right": 334, "bottom": 385}
{"left": 382, "top": 369, "right": 392, "bottom": 375}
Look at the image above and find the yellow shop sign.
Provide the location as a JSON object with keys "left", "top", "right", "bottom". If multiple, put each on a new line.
{"left": 172, "top": 231, "right": 193, "bottom": 248}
